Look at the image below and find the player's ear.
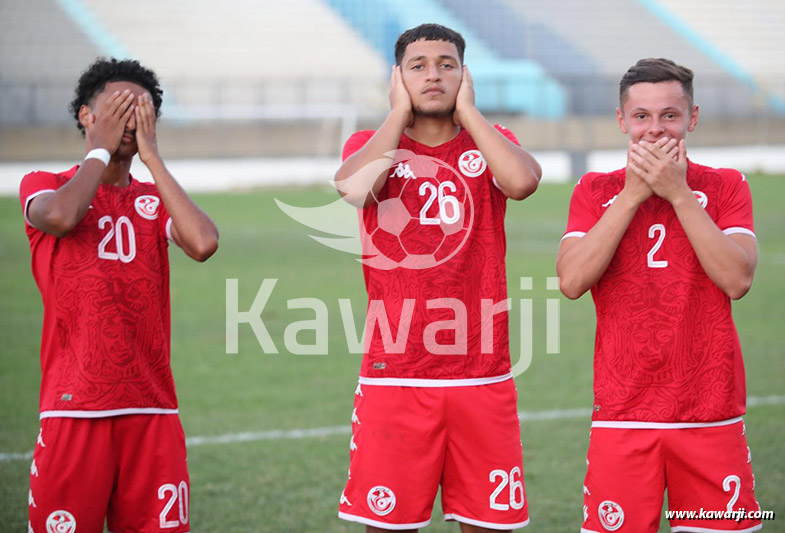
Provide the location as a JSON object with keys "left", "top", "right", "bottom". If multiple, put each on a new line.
{"left": 687, "top": 104, "right": 699, "bottom": 132}
{"left": 78, "top": 105, "right": 92, "bottom": 130}
{"left": 616, "top": 108, "right": 628, "bottom": 134}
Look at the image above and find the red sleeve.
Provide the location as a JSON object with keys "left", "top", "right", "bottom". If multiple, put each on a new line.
{"left": 19, "top": 171, "right": 60, "bottom": 227}
{"left": 716, "top": 170, "right": 755, "bottom": 237}
{"left": 342, "top": 130, "right": 376, "bottom": 162}
{"left": 494, "top": 124, "right": 520, "bottom": 146}
{"left": 563, "top": 173, "right": 601, "bottom": 239}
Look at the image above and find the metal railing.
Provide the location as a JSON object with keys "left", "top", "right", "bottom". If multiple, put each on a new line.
{"left": 2, "top": 75, "right": 783, "bottom": 125}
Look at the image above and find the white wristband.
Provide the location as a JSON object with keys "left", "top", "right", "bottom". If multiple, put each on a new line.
{"left": 84, "top": 148, "right": 111, "bottom": 166}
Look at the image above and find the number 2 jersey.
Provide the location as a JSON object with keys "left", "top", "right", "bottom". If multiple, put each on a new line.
{"left": 20, "top": 166, "right": 178, "bottom": 418}
{"left": 343, "top": 126, "right": 519, "bottom": 384}
{"left": 563, "top": 161, "right": 756, "bottom": 423}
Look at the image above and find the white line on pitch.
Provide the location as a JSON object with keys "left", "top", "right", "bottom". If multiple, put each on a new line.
{"left": 2, "top": 395, "right": 783, "bottom": 462}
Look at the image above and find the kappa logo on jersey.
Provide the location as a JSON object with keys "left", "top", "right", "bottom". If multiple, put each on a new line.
{"left": 367, "top": 486, "right": 396, "bottom": 516}
{"left": 389, "top": 163, "right": 416, "bottom": 179}
{"left": 693, "top": 190, "right": 708, "bottom": 208}
{"left": 601, "top": 195, "right": 618, "bottom": 208}
{"left": 458, "top": 150, "right": 487, "bottom": 177}
{"left": 598, "top": 500, "right": 624, "bottom": 531}
{"left": 135, "top": 195, "right": 160, "bottom": 220}
{"left": 46, "top": 510, "right": 76, "bottom": 533}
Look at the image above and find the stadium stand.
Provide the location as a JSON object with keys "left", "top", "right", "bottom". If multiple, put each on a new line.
{"left": 0, "top": 0, "right": 100, "bottom": 122}
{"left": 489, "top": 0, "right": 759, "bottom": 116}
{"left": 326, "top": 0, "right": 566, "bottom": 116}
{"left": 79, "top": 0, "right": 388, "bottom": 114}
{"left": 652, "top": 0, "right": 785, "bottom": 110}
{"left": 1, "top": 0, "right": 784, "bottom": 161}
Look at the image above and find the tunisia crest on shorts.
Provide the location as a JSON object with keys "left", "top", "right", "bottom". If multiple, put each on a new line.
{"left": 46, "top": 510, "right": 77, "bottom": 533}
{"left": 135, "top": 195, "right": 161, "bottom": 220}
{"left": 598, "top": 500, "right": 624, "bottom": 531}
{"left": 367, "top": 485, "right": 396, "bottom": 516}
{"left": 458, "top": 150, "right": 487, "bottom": 177}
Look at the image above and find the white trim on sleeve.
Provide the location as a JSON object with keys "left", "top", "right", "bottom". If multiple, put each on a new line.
{"left": 590, "top": 416, "right": 742, "bottom": 430}
{"left": 722, "top": 227, "right": 756, "bottom": 239}
{"left": 23, "top": 189, "right": 56, "bottom": 227}
{"left": 40, "top": 407, "right": 179, "bottom": 419}
{"left": 444, "top": 513, "right": 530, "bottom": 530}
{"left": 338, "top": 512, "right": 431, "bottom": 530}
{"left": 561, "top": 231, "right": 586, "bottom": 241}
{"left": 357, "top": 372, "right": 512, "bottom": 388}
{"left": 165, "top": 217, "right": 174, "bottom": 241}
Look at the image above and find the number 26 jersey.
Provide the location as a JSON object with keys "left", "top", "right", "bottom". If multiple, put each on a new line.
{"left": 343, "top": 126, "right": 519, "bottom": 383}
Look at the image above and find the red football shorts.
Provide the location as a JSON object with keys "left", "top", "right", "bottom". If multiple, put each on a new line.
{"left": 338, "top": 378, "right": 529, "bottom": 530}
{"left": 29, "top": 414, "right": 190, "bottom": 533}
{"left": 581, "top": 419, "right": 761, "bottom": 533}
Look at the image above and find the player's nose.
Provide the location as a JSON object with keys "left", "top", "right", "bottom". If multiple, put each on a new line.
{"left": 648, "top": 118, "right": 665, "bottom": 134}
{"left": 425, "top": 63, "right": 441, "bottom": 81}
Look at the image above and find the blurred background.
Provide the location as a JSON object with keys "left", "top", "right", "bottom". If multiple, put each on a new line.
{"left": 2, "top": 0, "right": 785, "bottom": 182}
{"left": 1, "top": 2, "right": 783, "bottom": 531}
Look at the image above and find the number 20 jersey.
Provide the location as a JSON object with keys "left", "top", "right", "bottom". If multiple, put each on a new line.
{"left": 343, "top": 126, "right": 518, "bottom": 383}
{"left": 563, "top": 161, "right": 756, "bottom": 423}
{"left": 20, "top": 166, "right": 177, "bottom": 418}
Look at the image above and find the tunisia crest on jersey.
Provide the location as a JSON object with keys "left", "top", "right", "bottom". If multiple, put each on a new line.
{"left": 135, "top": 195, "right": 161, "bottom": 220}
{"left": 458, "top": 150, "right": 487, "bottom": 177}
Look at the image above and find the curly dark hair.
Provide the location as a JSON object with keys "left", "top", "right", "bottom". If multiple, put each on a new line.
{"left": 69, "top": 57, "right": 163, "bottom": 136}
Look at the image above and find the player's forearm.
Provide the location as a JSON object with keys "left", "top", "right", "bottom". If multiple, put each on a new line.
{"left": 28, "top": 160, "right": 106, "bottom": 237}
{"left": 671, "top": 194, "right": 757, "bottom": 299}
{"left": 335, "top": 111, "right": 409, "bottom": 208}
{"left": 557, "top": 192, "right": 640, "bottom": 299}
{"left": 146, "top": 156, "right": 219, "bottom": 262}
{"left": 459, "top": 107, "right": 541, "bottom": 200}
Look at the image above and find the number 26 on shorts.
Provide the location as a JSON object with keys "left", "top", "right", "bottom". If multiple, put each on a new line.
{"left": 489, "top": 467, "right": 525, "bottom": 511}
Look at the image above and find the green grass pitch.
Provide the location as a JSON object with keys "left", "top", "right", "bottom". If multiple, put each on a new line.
{"left": 0, "top": 176, "right": 782, "bottom": 532}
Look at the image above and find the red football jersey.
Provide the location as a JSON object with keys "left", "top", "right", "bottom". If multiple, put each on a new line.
{"left": 563, "top": 161, "right": 755, "bottom": 423}
{"left": 343, "top": 126, "right": 518, "bottom": 384}
{"left": 20, "top": 166, "right": 178, "bottom": 418}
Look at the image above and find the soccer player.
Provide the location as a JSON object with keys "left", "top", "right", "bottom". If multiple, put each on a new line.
{"left": 334, "top": 24, "right": 541, "bottom": 532}
{"left": 21, "top": 58, "right": 218, "bottom": 533}
{"left": 558, "top": 58, "right": 761, "bottom": 532}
